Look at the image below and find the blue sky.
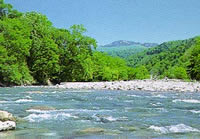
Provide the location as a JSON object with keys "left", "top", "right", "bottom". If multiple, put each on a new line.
{"left": 5, "top": 0, "right": 200, "bottom": 45}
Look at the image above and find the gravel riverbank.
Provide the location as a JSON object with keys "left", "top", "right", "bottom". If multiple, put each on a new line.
{"left": 57, "top": 79, "right": 200, "bottom": 92}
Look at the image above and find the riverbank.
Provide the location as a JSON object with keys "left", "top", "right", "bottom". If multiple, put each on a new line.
{"left": 57, "top": 79, "right": 200, "bottom": 92}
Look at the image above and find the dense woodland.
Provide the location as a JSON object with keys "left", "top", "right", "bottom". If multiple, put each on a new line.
{"left": 97, "top": 45, "right": 147, "bottom": 58}
{"left": 126, "top": 37, "right": 200, "bottom": 80}
{"left": 0, "top": 0, "right": 199, "bottom": 86}
{"left": 0, "top": 0, "right": 150, "bottom": 86}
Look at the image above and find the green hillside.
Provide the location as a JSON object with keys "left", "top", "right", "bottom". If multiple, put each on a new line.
{"left": 126, "top": 36, "right": 200, "bottom": 80}
{"left": 96, "top": 45, "right": 147, "bottom": 58}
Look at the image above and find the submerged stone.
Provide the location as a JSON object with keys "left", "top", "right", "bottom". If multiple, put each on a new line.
{"left": 28, "top": 106, "right": 56, "bottom": 111}
{"left": 79, "top": 127, "right": 105, "bottom": 134}
{"left": 120, "top": 126, "right": 138, "bottom": 132}
{"left": 26, "top": 91, "right": 43, "bottom": 94}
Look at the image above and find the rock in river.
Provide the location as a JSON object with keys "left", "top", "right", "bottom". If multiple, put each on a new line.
{"left": 0, "top": 110, "right": 16, "bottom": 122}
{"left": 27, "top": 106, "right": 56, "bottom": 111}
{"left": 0, "top": 121, "right": 16, "bottom": 131}
{"left": 0, "top": 110, "right": 16, "bottom": 132}
{"left": 79, "top": 127, "right": 105, "bottom": 134}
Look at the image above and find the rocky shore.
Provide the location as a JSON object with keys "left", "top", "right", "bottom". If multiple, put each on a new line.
{"left": 57, "top": 79, "right": 200, "bottom": 92}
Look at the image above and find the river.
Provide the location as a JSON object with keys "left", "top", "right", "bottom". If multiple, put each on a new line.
{"left": 0, "top": 87, "right": 200, "bottom": 139}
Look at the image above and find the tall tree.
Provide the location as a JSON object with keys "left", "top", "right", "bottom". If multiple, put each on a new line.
{"left": 0, "top": 17, "right": 34, "bottom": 85}
{"left": 188, "top": 37, "right": 200, "bottom": 80}
{"left": 25, "top": 12, "right": 60, "bottom": 84}
{"left": 59, "top": 25, "right": 97, "bottom": 81}
{"left": 0, "top": 0, "right": 12, "bottom": 19}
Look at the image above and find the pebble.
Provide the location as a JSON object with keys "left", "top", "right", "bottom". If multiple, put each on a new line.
{"left": 57, "top": 79, "right": 200, "bottom": 92}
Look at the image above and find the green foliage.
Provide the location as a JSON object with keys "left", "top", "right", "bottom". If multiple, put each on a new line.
{"left": 0, "top": 0, "right": 12, "bottom": 19}
{"left": 126, "top": 38, "right": 196, "bottom": 80}
{"left": 0, "top": 16, "right": 34, "bottom": 85}
{"left": 128, "top": 66, "right": 150, "bottom": 80}
{"left": 55, "top": 25, "right": 97, "bottom": 82}
{"left": 25, "top": 12, "right": 60, "bottom": 84}
{"left": 0, "top": 17, "right": 31, "bottom": 60}
{"left": 0, "top": 1, "right": 141, "bottom": 85}
{"left": 0, "top": 0, "right": 22, "bottom": 19}
{"left": 97, "top": 45, "right": 147, "bottom": 58}
{"left": 92, "top": 52, "right": 137, "bottom": 81}
{"left": 164, "top": 66, "right": 188, "bottom": 80}
{"left": 188, "top": 37, "right": 200, "bottom": 80}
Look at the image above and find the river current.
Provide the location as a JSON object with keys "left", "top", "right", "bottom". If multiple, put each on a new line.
{"left": 0, "top": 87, "right": 200, "bottom": 139}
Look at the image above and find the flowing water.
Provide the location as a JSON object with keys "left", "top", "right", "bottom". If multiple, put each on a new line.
{"left": 0, "top": 87, "right": 200, "bottom": 139}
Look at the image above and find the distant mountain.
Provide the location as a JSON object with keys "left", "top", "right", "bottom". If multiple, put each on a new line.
{"left": 101, "top": 40, "right": 158, "bottom": 48}
{"left": 97, "top": 44, "right": 147, "bottom": 58}
{"left": 96, "top": 40, "right": 158, "bottom": 58}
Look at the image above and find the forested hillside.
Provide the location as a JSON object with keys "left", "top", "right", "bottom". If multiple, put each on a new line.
{"left": 97, "top": 40, "right": 157, "bottom": 58}
{"left": 0, "top": 0, "right": 150, "bottom": 86}
{"left": 97, "top": 45, "right": 147, "bottom": 58}
{"left": 126, "top": 37, "right": 200, "bottom": 80}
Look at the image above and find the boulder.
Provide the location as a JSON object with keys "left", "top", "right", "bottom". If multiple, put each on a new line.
{"left": 79, "top": 127, "right": 105, "bottom": 134}
{"left": 47, "top": 79, "right": 53, "bottom": 86}
{"left": 120, "top": 126, "right": 139, "bottom": 131}
{"left": 0, "top": 110, "right": 16, "bottom": 132}
{"left": 27, "top": 106, "right": 56, "bottom": 111}
{"left": 26, "top": 91, "right": 42, "bottom": 94}
{"left": 0, "top": 121, "right": 16, "bottom": 131}
{"left": 0, "top": 110, "right": 16, "bottom": 122}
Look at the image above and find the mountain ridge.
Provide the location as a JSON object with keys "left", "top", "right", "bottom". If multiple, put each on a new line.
{"left": 101, "top": 40, "right": 158, "bottom": 48}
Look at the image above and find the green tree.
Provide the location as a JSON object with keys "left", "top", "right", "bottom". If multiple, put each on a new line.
{"left": 134, "top": 66, "right": 150, "bottom": 79}
{"left": 92, "top": 52, "right": 131, "bottom": 81}
{"left": 25, "top": 12, "right": 60, "bottom": 84}
{"left": 0, "top": 0, "right": 22, "bottom": 19}
{"left": 188, "top": 37, "right": 200, "bottom": 80}
{"left": 126, "top": 37, "right": 195, "bottom": 79}
{"left": 0, "top": 17, "right": 34, "bottom": 85}
{"left": 0, "top": 0, "right": 12, "bottom": 19}
{"left": 58, "top": 25, "right": 97, "bottom": 82}
{"left": 165, "top": 66, "right": 188, "bottom": 80}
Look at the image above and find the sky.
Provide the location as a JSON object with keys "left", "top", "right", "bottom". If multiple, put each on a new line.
{"left": 5, "top": 0, "right": 200, "bottom": 45}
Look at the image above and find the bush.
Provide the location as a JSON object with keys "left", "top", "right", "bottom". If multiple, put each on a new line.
{"left": 128, "top": 66, "right": 150, "bottom": 80}
{"left": 166, "top": 66, "right": 188, "bottom": 80}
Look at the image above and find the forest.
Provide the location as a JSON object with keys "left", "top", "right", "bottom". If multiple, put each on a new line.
{"left": 0, "top": 0, "right": 149, "bottom": 86}
{"left": 97, "top": 44, "right": 147, "bottom": 58}
{"left": 0, "top": 0, "right": 200, "bottom": 86}
{"left": 126, "top": 37, "right": 200, "bottom": 80}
